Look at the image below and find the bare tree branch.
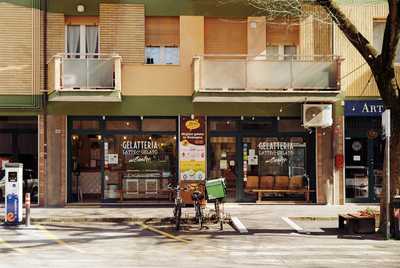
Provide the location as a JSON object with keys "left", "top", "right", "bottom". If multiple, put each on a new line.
{"left": 381, "top": 0, "right": 400, "bottom": 69}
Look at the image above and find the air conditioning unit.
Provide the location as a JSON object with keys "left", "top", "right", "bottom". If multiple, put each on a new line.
{"left": 303, "top": 104, "right": 333, "bottom": 128}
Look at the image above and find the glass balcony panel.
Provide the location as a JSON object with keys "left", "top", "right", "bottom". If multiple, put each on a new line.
{"left": 63, "top": 59, "right": 87, "bottom": 89}
{"left": 202, "top": 60, "right": 246, "bottom": 89}
{"left": 292, "top": 61, "right": 335, "bottom": 89}
{"left": 87, "top": 58, "right": 114, "bottom": 88}
{"left": 247, "top": 61, "right": 291, "bottom": 90}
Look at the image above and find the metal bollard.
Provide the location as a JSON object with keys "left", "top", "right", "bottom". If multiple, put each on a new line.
{"left": 25, "top": 193, "right": 30, "bottom": 227}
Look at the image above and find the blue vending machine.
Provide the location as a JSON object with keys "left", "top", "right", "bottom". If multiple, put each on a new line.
{"left": 4, "top": 163, "right": 23, "bottom": 225}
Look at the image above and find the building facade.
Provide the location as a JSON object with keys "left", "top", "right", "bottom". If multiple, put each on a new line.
{"left": 0, "top": 0, "right": 395, "bottom": 207}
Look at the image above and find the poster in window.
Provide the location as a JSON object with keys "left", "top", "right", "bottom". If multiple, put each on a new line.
{"left": 179, "top": 116, "right": 206, "bottom": 181}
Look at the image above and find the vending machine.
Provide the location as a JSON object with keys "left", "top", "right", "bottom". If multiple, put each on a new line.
{"left": 4, "top": 163, "right": 23, "bottom": 225}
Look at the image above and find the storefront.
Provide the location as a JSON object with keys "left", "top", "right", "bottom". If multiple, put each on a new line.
{"left": 344, "top": 100, "right": 384, "bottom": 203}
{"left": 68, "top": 116, "right": 178, "bottom": 203}
{"left": 67, "top": 115, "right": 317, "bottom": 203}
{"left": 0, "top": 117, "right": 39, "bottom": 204}
{"left": 207, "top": 117, "right": 316, "bottom": 202}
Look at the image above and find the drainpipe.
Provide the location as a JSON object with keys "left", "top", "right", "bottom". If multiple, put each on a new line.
{"left": 43, "top": 0, "right": 48, "bottom": 207}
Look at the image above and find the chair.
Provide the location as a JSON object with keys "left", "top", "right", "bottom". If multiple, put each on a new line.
{"left": 245, "top": 176, "right": 259, "bottom": 191}
{"left": 259, "top": 176, "right": 274, "bottom": 189}
{"left": 274, "top": 176, "right": 289, "bottom": 190}
{"left": 289, "top": 176, "right": 304, "bottom": 190}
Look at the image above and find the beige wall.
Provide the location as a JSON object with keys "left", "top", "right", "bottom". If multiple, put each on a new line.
{"left": 122, "top": 16, "right": 204, "bottom": 96}
{"left": 335, "top": 3, "right": 400, "bottom": 97}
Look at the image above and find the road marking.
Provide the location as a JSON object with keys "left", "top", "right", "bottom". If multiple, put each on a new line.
{"left": 282, "top": 217, "right": 309, "bottom": 234}
{"left": 35, "top": 225, "right": 85, "bottom": 253}
{"left": 0, "top": 237, "right": 26, "bottom": 254}
{"left": 134, "top": 222, "right": 190, "bottom": 243}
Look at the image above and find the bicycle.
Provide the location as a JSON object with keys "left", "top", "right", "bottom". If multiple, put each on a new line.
{"left": 188, "top": 183, "right": 205, "bottom": 230}
{"left": 214, "top": 198, "right": 224, "bottom": 230}
{"left": 168, "top": 184, "right": 184, "bottom": 231}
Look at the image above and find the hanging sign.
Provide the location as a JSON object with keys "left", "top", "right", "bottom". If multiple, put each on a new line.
{"left": 179, "top": 116, "right": 206, "bottom": 181}
{"left": 345, "top": 100, "right": 385, "bottom": 117}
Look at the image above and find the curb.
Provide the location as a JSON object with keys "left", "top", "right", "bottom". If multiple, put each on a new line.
{"left": 289, "top": 216, "right": 338, "bottom": 221}
{"left": 0, "top": 216, "right": 169, "bottom": 224}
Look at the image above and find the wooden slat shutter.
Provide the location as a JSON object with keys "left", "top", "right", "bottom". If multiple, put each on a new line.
{"left": 204, "top": 18, "right": 247, "bottom": 54}
{"left": 145, "top": 17, "right": 180, "bottom": 46}
{"left": 266, "top": 21, "right": 299, "bottom": 45}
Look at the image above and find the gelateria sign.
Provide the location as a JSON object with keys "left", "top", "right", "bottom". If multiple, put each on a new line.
{"left": 179, "top": 116, "right": 206, "bottom": 181}
{"left": 121, "top": 140, "right": 159, "bottom": 156}
{"left": 258, "top": 141, "right": 294, "bottom": 156}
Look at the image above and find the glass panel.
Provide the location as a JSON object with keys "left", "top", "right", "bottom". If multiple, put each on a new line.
{"left": 87, "top": 58, "right": 114, "bottom": 88}
{"left": 208, "top": 119, "right": 239, "bottom": 131}
{"left": 164, "top": 47, "right": 179, "bottom": 64}
{"left": 372, "top": 139, "right": 384, "bottom": 200}
{"left": 71, "top": 134, "right": 102, "bottom": 202}
{"left": 86, "top": 26, "right": 99, "bottom": 55}
{"left": 202, "top": 59, "right": 246, "bottom": 89}
{"left": 266, "top": 45, "right": 279, "bottom": 60}
{"left": 247, "top": 60, "right": 291, "bottom": 89}
{"left": 145, "top": 46, "right": 161, "bottom": 64}
{"left": 0, "top": 117, "right": 38, "bottom": 204}
{"left": 209, "top": 137, "right": 237, "bottom": 201}
{"left": 243, "top": 136, "right": 307, "bottom": 202}
{"left": 72, "top": 120, "right": 99, "bottom": 130}
{"left": 66, "top": 25, "right": 80, "bottom": 57}
{"left": 104, "top": 135, "right": 177, "bottom": 200}
{"left": 284, "top": 45, "right": 297, "bottom": 60}
{"left": 106, "top": 120, "right": 140, "bottom": 131}
{"left": 291, "top": 61, "right": 335, "bottom": 89}
{"left": 142, "top": 118, "right": 176, "bottom": 132}
{"left": 63, "top": 58, "right": 87, "bottom": 88}
{"left": 345, "top": 138, "right": 369, "bottom": 199}
{"left": 278, "top": 119, "right": 305, "bottom": 132}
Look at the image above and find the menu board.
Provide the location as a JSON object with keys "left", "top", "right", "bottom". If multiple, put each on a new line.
{"left": 179, "top": 116, "right": 206, "bottom": 181}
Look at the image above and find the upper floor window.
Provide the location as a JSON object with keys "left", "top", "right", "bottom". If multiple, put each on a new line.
{"left": 373, "top": 20, "right": 400, "bottom": 63}
{"left": 266, "top": 21, "right": 299, "bottom": 60}
{"left": 145, "top": 16, "right": 180, "bottom": 64}
{"left": 65, "top": 17, "right": 99, "bottom": 58}
{"left": 204, "top": 18, "right": 248, "bottom": 55}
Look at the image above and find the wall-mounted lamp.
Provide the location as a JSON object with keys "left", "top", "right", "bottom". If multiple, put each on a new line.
{"left": 76, "top": 4, "right": 85, "bottom": 13}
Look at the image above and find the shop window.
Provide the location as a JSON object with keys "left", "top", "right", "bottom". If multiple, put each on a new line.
{"left": 145, "top": 17, "right": 180, "bottom": 64}
{"left": 278, "top": 119, "right": 305, "bottom": 133}
{"left": 106, "top": 120, "right": 140, "bottom": 131}
{"left": 208, "top": 119, "right": 239, "bottom": 131}
{"left": 373, "top": 20, "right": 400, "bottom": 63}
{"left": 204, "top": 18, "right": 247, "bottom": 54}
{"left": 142, "top": 118, "right": 177, "bottom": 132}
{"left": 72, "top": 120, "right": 99, "bottom": 130}
{"left": 0, "top": 134, "right": 13, "bottom": 154}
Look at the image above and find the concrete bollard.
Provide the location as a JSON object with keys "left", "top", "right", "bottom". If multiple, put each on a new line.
{"left": 25, "top": 193, "right": 30, "bottom": 227}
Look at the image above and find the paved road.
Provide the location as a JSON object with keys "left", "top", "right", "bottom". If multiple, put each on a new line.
{"left": 0, "top": 218, "right": 398, "bottom": 268}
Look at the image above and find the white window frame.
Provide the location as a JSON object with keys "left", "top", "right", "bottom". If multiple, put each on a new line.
{"left": 65, "top": 25, "right": 100, "bottom": 58}
{"left": 373, "top": 20, "right": 400, "bottom": 64}
{"left": 266, "top": 44, "right": 298, "bottom": 61}
{"left": 145, "top": 46, "right": 180, "bottom": 65}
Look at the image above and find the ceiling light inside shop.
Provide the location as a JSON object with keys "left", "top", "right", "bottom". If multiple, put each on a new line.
{"left": 97, "top": 135, "right": 102, "bottom": 140}
{"left": 123, "top": 136, "right": 127, "bottom": 140}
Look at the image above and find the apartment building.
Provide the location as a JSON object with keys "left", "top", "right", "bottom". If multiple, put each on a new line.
{"left": 2, "top": 0, "right": 390, "bottom": 207}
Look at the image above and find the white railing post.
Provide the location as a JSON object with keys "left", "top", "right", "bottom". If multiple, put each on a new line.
{"left": 113, "top": 55, "right": 122, "bottom": 92}
{"left": 54, "top": 55, "right": 62, "bottom": 91}
{"left": 192, "top": 56, "right": 201, "bottom": 92}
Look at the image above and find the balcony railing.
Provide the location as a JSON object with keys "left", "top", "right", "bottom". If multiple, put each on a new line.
{"left": 193, "top": 55, "right": 341, "bottom": 92}
{"left": 48, "top": 53, "right": 121, "bottom": 102}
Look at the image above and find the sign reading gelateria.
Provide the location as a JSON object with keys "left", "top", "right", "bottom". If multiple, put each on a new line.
{"left": 179, "top": 116, "right": 206, "bottom": 181}
{"left": 258, "top": 141, "right": 294, "bottom": 156}
{"left": 121, "top": 140, "right": 159, "bottom": 156}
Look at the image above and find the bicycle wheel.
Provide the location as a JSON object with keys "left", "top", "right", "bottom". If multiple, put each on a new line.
{"left": 175, "top": 203, "right": 182, "bottom": 231}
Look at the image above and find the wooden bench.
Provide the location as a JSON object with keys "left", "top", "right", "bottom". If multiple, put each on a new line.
{"left": 252, "top": 189, "right": 312, "bottom": 203}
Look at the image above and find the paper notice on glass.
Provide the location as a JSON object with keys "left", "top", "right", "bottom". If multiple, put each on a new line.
{"left": 220, "top": 160, "right": 228, "bottom": 170}
{"left": 108, "top": 154, "right": 118, "bottom": 164}
{"left": 229, "top": 160, "right": 235, "bottom": 166}
{"left": 249, "top": 149, "right": 256, "bottom": 157}
{"left": 353, "top": 155, "right": 361, "bottom": 161}
{"left": 248, "top": 155, "right": 258, "bottom": 165}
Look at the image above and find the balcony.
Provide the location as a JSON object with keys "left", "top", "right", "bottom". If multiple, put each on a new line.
{"left": 192, "top": 55, "right": 341, "bottom": 103}
{"left": 48, "top": 54, "right": 122, "bottom": 102}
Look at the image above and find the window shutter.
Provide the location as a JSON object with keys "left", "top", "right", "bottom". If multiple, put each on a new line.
{"left": 145, "top": 17, "right": 180, "bottom": 47}
{"left": 266, "top": 21, "right": 299, "bottom": 45}
{"left": 204, "top": 18, "right": 247, "bottom": 54}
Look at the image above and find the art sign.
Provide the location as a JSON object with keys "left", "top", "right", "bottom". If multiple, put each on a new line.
{"left": 179, "top": 116, "right": 206, "bottom": 181}
{"left": 345, "top": 100, "right": 385, "bottom": 117}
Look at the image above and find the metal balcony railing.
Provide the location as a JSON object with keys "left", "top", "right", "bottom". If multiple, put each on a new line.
{"left": 193, "top": 55, "right": 341, "bottom": 92}
{"left": 48, "top": 53, "right": 122, "bottom": 92}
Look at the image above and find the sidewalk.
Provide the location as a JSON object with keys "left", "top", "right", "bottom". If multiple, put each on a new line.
{"left": 0, "top": 203, "right": 379, "bottom": 223}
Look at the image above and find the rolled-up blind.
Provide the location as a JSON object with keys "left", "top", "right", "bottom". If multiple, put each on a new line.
{"left": 266, "top": 21, "right": 299, "bottom": 45}
{"left": 205, "top": 18, "right": 247, "bottom": 54}
{"left": 145, "top": 16, "right": 180, "bottom": 46}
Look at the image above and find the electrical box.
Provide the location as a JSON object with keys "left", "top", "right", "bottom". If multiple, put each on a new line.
{"left": 4, "top": 163, "right": 23, "bottom": 225}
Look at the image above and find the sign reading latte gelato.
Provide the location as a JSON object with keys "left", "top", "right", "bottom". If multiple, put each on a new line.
{"left": 179, "top": 116, "right": 206, "bottom": 181}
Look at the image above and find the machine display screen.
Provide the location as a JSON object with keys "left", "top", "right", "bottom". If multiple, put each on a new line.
{"left": 8, "top": 172, "right": 17, "bottom": 182}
